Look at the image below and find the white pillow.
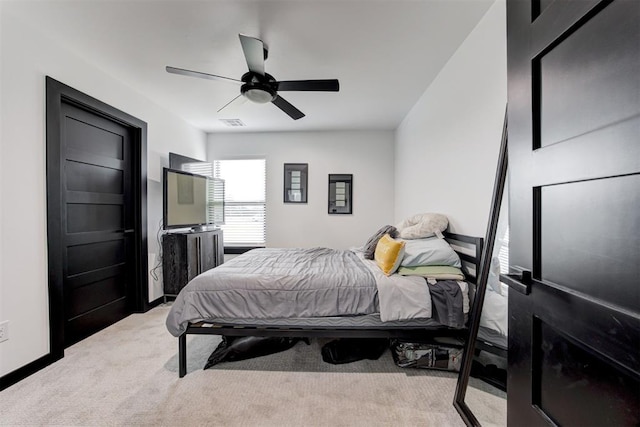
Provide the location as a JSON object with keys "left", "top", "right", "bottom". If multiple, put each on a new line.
{"left": 400, "top": 237, "right": 461, "bottom": 267}
{"left": 396, "top": 213, "right": 448, "bottom": 239}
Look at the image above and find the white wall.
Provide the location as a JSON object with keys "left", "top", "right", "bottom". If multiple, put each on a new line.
{"left": 0, "top": 3, "right": 4, "bottom": 354}
{"left": 0, "top": 7, "right": 206, "bottom": 377}
{"left": 395, "top": 0, "right": 507, "bottom": 238}
{"left": 207, "top": 131, "right": 395, "bottom": 249}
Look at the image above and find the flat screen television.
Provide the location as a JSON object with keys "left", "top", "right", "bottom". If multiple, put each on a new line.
{"left": 163, "top": 168, "right": 224, "bottom": 231}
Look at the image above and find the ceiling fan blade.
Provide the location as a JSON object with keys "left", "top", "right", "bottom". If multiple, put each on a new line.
{"left": 166, "top": 66, "right": 241, "bottom": 84}
{"left": 217, "top": 94, "right": 247, "bottom": 113}
{"left": 272, "top": 95, "right": 305, "bottom": 120}
{"left": 239, "top": 34, "right": 266, "bottom": 75}
{"left": 275, "top": 80, "right": 340, "bottom": 92}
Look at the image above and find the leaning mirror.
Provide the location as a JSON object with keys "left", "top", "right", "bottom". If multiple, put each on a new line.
{"left": 454, "top": 112, "right": 509, "bottom": 426}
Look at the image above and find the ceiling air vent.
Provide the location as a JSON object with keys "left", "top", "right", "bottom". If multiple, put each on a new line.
{"left": 219, "top": 118, "right": 246, "bottom": 127}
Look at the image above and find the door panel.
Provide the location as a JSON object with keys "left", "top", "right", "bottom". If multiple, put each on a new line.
{"left": 507, "top": 0, "right": 640, "bottom": 425}
{"left": 537, "top": 0, "right": 640, "bottom": 148}
{"left": 67, "top": 275, "right": 126, "bottom": 318}
{"left": 65, "top": 298, "right": 129, "bottom": 344}
{"left": 535, "top": 318, "right": 639, "bottom": 426}
{"left": 61, "top": 102, "right": 135, "bottom": 346}
{"left": 66, "top": 240, "right": 126, "bottom": 275}
{"left": 540, "top": 175, "right": 639, "bottom": 311}
{"left": 67, "top": 204, "right": 123, "bottom": 233}
{"left": 65, "top": 161, "right": 124, "bottom": 194}
{"left": 65, "top": 115, "right": 125, "bottom": 159}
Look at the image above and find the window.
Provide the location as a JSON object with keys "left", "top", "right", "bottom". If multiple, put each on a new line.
{"left": 213, "top": 159, "right": 266, "bottom": 249}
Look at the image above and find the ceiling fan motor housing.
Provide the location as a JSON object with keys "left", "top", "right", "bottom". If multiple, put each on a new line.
{"left": 240, "top": 72, "right": 277, "bottom": 103}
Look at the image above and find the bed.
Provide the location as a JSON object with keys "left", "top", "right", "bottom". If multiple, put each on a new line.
{"left": 166, "top": 231, "right": 483, "bottom": 377}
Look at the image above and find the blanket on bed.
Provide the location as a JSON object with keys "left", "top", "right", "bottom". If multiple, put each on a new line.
{"left": 166, "top": 247, "right": 378, "bottom": 336}
{"left": 166, "top": 247, "right": 463, "bottom": 336}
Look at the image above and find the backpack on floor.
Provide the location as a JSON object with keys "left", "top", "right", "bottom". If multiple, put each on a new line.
{"left": 390, "top": 338, "right": 464, "bottom": 372}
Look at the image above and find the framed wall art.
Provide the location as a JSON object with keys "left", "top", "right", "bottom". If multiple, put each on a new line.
{"left": 284, "top": 163, "right": 308, "bottom": 203}
{"left": 328, "top": 174, "right": 352, "bottom": 214}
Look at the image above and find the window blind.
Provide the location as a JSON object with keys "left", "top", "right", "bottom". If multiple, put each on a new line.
{"left": 213, "top": 159, "right": 266, "bottom": 247}
{"left": 182, "top": 162, "right": 212, "bottom": 177}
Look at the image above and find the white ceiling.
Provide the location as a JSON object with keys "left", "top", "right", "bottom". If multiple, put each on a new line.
{"left": 6, "top": 0, "right": 494, "bottom": 133}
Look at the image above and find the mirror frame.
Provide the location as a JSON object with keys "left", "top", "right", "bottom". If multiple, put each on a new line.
{"left": 454, "top": 109, "right": 508, "bottom": 426}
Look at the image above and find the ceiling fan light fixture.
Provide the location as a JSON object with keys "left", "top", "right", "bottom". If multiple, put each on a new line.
{"left": 241, "top": 84, "right": 276, "bottom": 104}
{"left": 167, "top": 34, "right": 339, "bottom": 120}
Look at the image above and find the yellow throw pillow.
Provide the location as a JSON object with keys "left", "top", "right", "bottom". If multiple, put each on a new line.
{"left": 374, "top": 234, "right": 406, "bottom": 276}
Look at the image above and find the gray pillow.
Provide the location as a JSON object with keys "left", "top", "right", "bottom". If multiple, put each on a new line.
{"left": 400, "top": 237, "right": 461, "bottom": 267}
{"left": 363, "top": 225, "right": 398, "bottom": 259}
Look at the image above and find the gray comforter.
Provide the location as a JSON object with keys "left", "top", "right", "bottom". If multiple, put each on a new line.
{"left": 166, "top": 247, "right": 378, "bottom": 336}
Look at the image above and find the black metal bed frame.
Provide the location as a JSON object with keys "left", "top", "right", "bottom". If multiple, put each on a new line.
{"left": 177, "top": 231, "right": 484, "bottom": 377}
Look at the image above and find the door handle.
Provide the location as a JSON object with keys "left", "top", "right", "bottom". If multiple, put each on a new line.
{"left": 500, "top": 270, "right": 532, "bottom": 295}
{"left": 116, "top": 229, "right": 135, "bottom": 234}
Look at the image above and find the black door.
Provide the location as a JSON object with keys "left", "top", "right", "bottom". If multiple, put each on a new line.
{"left": 506, "top": 0, "right": 639, "bottom": 425}
{"left": 61, "top": 102, "right": 136, "bottom": 346}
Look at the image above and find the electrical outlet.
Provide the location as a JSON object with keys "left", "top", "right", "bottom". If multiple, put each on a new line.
{"left": 0, "top": 320, "right": 8, "bottom": 343}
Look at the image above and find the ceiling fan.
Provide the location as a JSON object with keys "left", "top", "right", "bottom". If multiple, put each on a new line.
{"left": 166, "top": 34, "right": 340, "bottom": 120}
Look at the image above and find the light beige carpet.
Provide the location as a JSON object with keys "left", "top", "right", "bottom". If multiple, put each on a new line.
{"left": 0, "top": 305, "right": 505, "bottom": 426}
